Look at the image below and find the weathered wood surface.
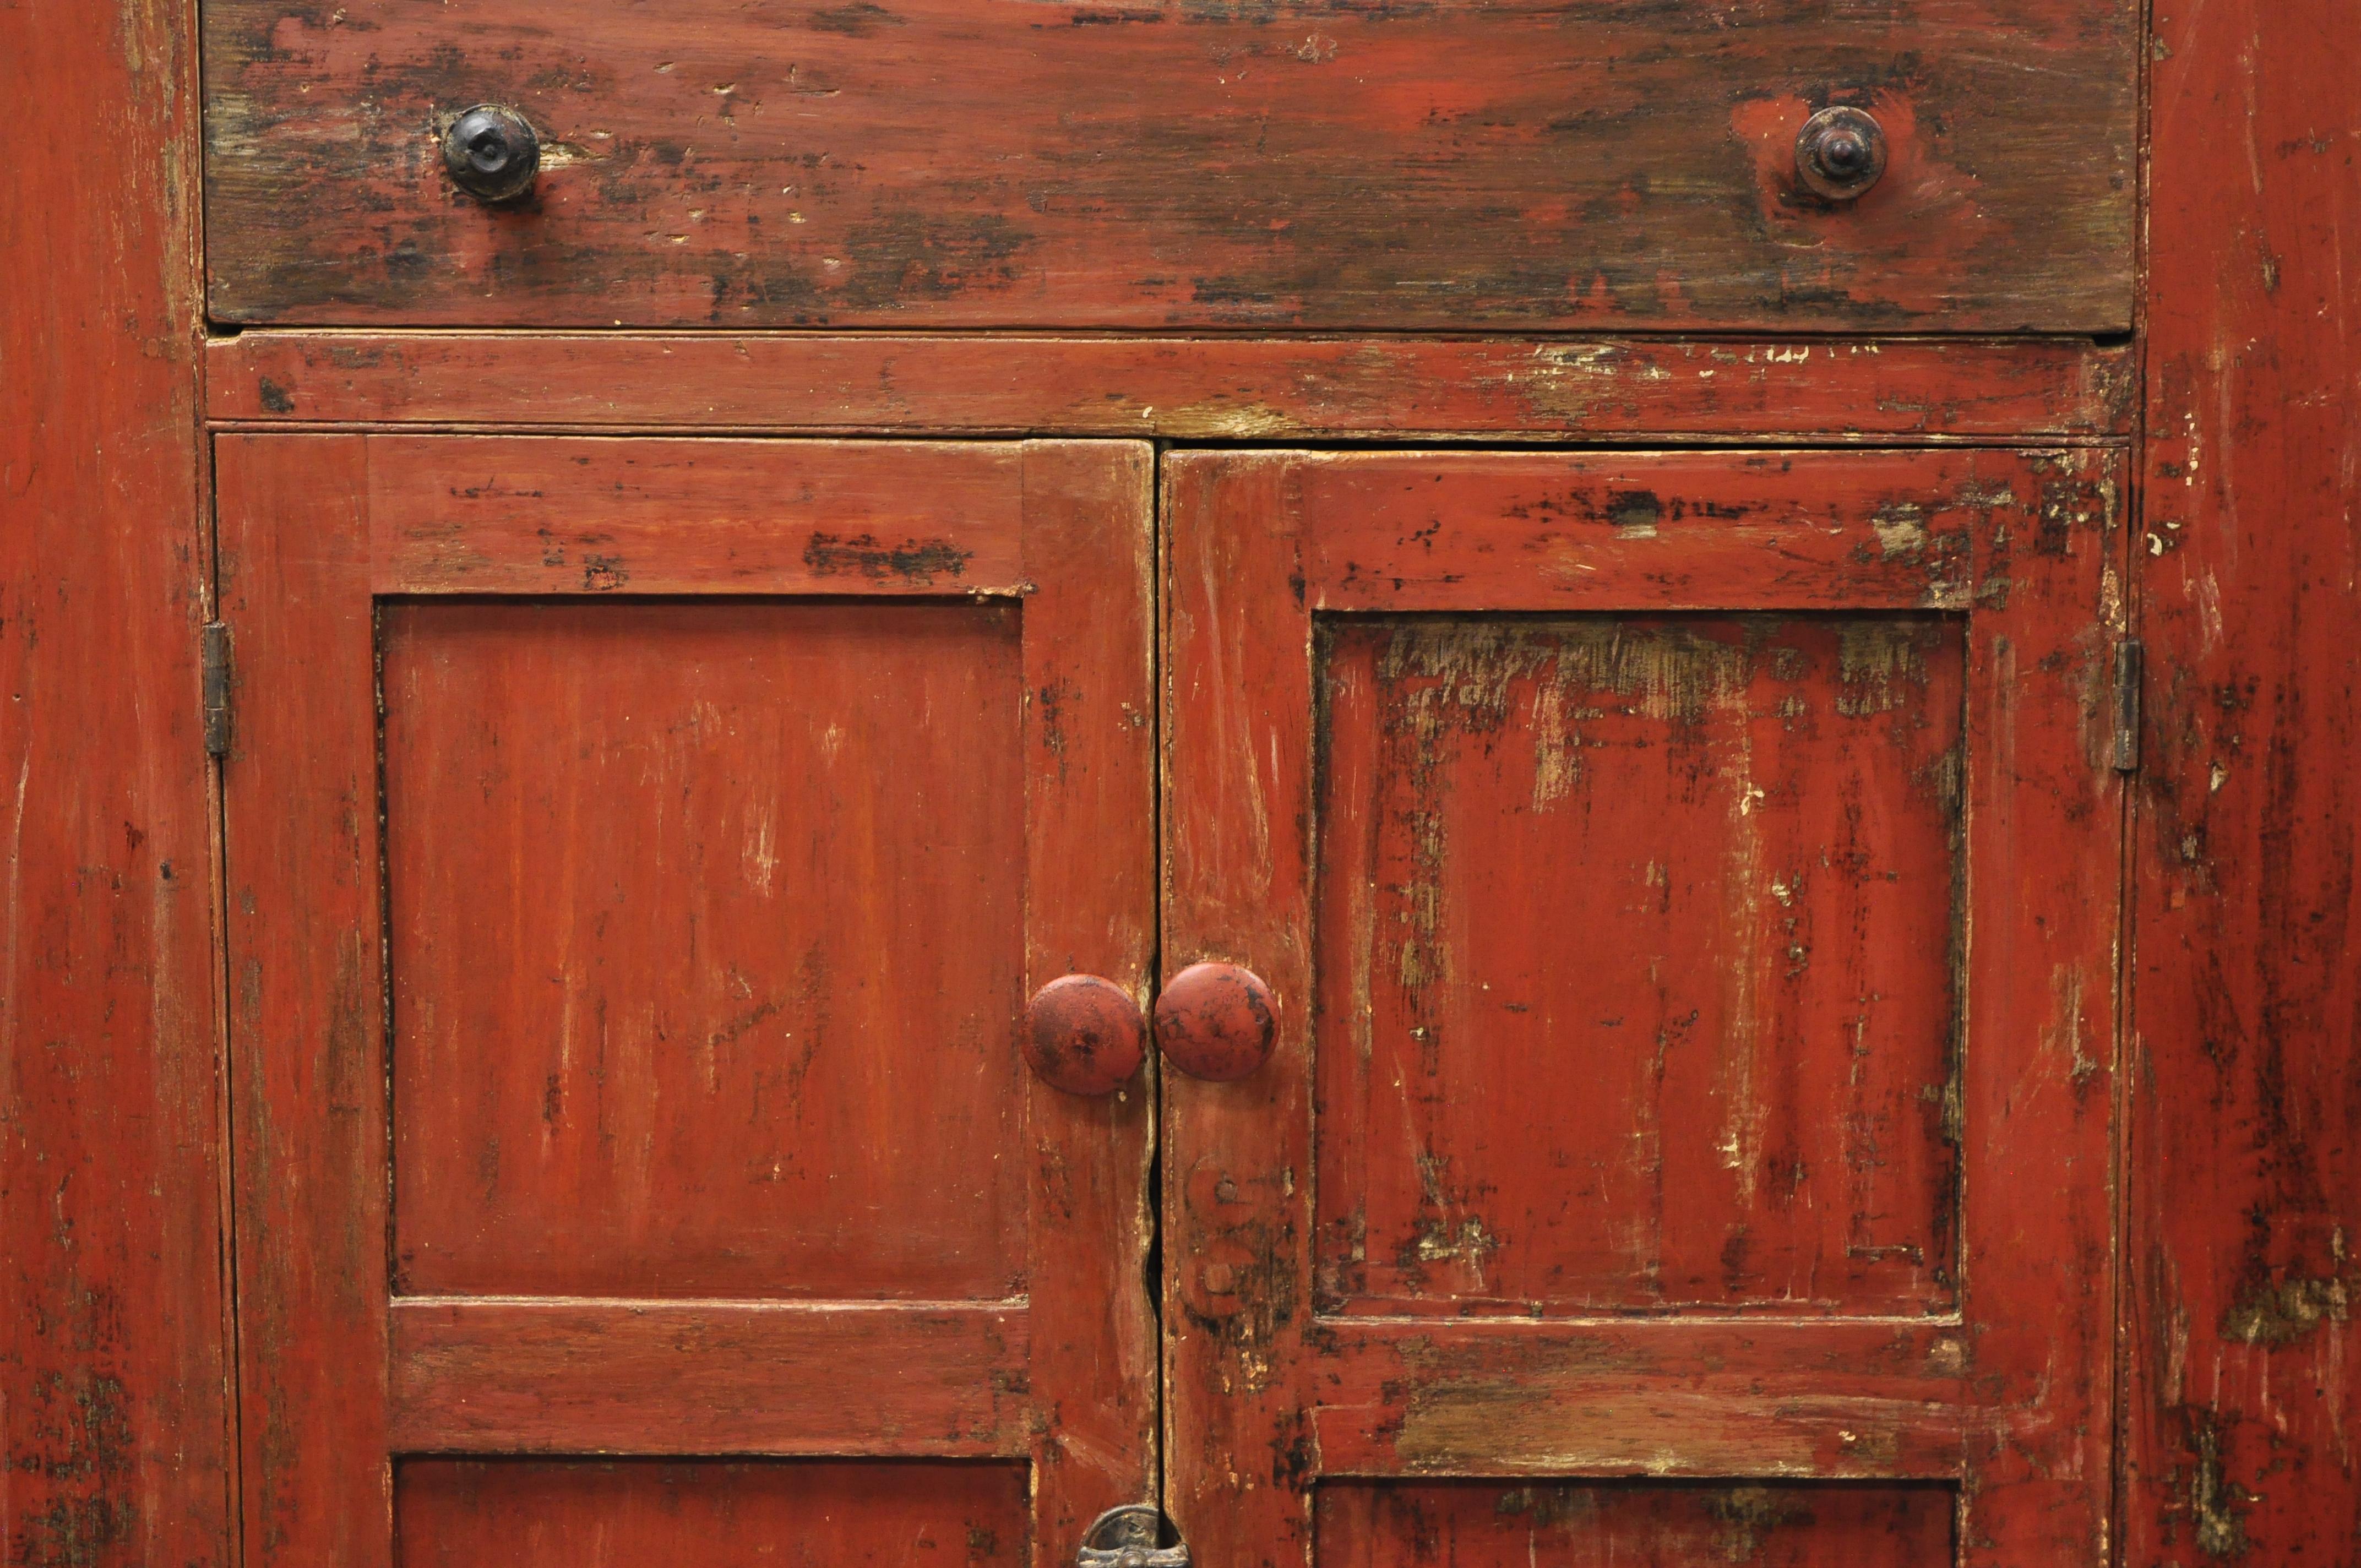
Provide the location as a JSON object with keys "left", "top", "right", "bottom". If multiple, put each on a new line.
{"left": 1162, "top": 448, "right": 2121, "bottom": 1567}
{"left": 1315, "top": 1479, "right": 1954, "bottom": 1567}
{"left": 1316, "top": 617, "right": 1966, "bottom": 1319}
{"left": 394, "top": 1458, "right": 1029, "bottom": 1567}
{"left": 388, "top": 1300, "right": 1029, "bottom": 1453}
{"left": 2128, "top": 0, "right": 2361, "bottom": 1559}
{"left": 368, "top": 438, "right": 1030, "bottom": 595}
{"left": 216, "top": 435, "right": 1155, "bottom": 1567}
{"left": 205, "top": 333, "right": 2139, "bottom": 440}
{"left": 0, "top": 4, "right": 227, "bottom": 1568}
{"left": 202, "top": 0, "right": 2136, "bottom": 332}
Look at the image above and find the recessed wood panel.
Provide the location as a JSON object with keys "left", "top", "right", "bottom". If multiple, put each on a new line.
{"left": 1314, "top": 616, "right": 1962, "bottom": 1316}
{"left": 395, "top": 1459, "right": 1029, "bottom": 1567}
{"left": 1315, "top": 1481, "right": 1954, "bottom": 1567}
{"left": 383, "top": 599, "right": 1027, "bottom": 1299}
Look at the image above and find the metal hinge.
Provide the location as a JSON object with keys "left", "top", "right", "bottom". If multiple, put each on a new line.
{"left": 202, "top": 620, "right": 233, "bottom": 759}
{"left": 2112, "top": 637, "right": 2143, "bottom": 774}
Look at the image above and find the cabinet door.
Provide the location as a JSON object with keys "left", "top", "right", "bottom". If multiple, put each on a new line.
{"left": 218, "top": 437, "right": 1156, "bottom": 1566}
{"left": 1162, "top": 450, "right": 2123, "bottom": 1566}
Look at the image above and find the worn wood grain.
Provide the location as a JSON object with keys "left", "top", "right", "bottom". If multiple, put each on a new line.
{"left": 216, "top": 433, "right": 389, "bottom": 1565}
{"left": 1315, "top": 617, "right": 1965, "bottom": 1320}
{"left": 1162, "top": 448, "right": 2121, "bottom": 1566}
{"left": 217, "top": 435, "right": 1157, "bottom": 1567}
{"left": 389, "top": 1300, "right": 1028, "bottom": 1454}
{"left": 1312, "top": 1321, "right": 1973, "bottom": 1480}
{"left": 395, "top": 1458, "right": 1029, "bottom": 1567}
{"left": 1315, "top": 1479, "right": 1954, "bottom": 1567}
{"left": 1293, "top": 449, "right": 2055, "bottom": 612}
{"left": 1018, "top": 443, "right": 1161, "bottom": 1554}
{"left": 383, "top": 598, "right": 1030, "bottom": 1299}
{"left": 365, "top": 437, "right": 1027, "bottom": 595}
{"left": 204, "top": 333, "right": 2139, "bottom": 442}
{"left": 0, "top": 3, "right": 226, "bottom": 1567}
{"left": 2128, "top": 0, "right": 2361, "bottom": 1559}
{"left": 201, "top": 1, "right": 2135, "bottom": 333}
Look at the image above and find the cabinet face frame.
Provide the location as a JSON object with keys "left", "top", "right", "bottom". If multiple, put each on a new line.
{"left": 214, "top": 435, "right": 1157, "bottom": 1567}
{"left": 1159, "top": 448, "right": 2125, "bottom": 1567}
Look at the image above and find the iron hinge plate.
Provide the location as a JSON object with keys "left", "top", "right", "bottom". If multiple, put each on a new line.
{"left": 2113, "top": 636, "right": 2143, "bottom": 774}
{"left": 202, "top": 620, "right": 233, "bottom": 759}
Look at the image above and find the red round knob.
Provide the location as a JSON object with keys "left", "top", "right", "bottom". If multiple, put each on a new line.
{"left": 1024, "top": 974, "right": 1146, "bottom": 1096}
{"left": 1154, "top": 962, "right": 1277, "bottom": 1082}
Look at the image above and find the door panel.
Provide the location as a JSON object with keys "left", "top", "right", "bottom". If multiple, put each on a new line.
{"left": 219, "top": 436, "right": 1156, "bottom": 1564}
{"left": 384, "top": 600, "right": 1028, "bottom": 1299}
{"left": 1315, "top": 615, "right": 1964, "bottom": 1319}
{"left": 1162, "top": 449, "right": 2122, "bottom": 1565}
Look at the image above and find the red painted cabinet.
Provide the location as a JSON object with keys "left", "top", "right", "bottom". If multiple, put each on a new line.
{"left": 23, "top": 0, "right": 2361, "bottom": 1562}
{"left": 182, "top": 2, "right": 2162, "bottom": 1565}
{"left": 215, "top": 433, "right": 2130, "bottom": 1566}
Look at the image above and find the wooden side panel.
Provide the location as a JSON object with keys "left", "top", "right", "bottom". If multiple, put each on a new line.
{"left": 204, "top": 333, "right": 2139, "bottom": 442}
{"left": 0, "top": 2, "right": 227, "bottom": 1566}
{"left": 202, "top": 0, "right": 2135, "bottom": 333}
{"left": 2130, "top": 0, "right": 2361, "bottom": 1559}
{"left": 1314, "top": 617, "right": 1965, "bottom": 1319}
{"left": 394, "top": 1458, "right": 1029, "bottom": 1567}
{"left": 382, "top": 600, "right": 1029, "bottom": 1300}
{"left": 216, "top": 434, "right": 389, "bottom": 1565}
{"left": 1315, "top": 1480, "right": 1954, "bottom": 1567}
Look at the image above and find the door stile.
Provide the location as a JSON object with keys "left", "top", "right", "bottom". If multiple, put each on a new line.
{"left": 217, "top": 432, "right": 391, "bottom": 1565}
{"left": 1020, "top": 441, "right": 1162, "bottom": 1553}
{"left": 1161, "top": 453, "right": 1320, "bottom": 1568}
{"left": 1951, "top": 451, "right": 2125, "bottom": 1564}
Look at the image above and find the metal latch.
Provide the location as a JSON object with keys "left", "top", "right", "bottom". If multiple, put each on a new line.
{"left": 1077, "top": 1506, "right": 1188, "bottom": 1568}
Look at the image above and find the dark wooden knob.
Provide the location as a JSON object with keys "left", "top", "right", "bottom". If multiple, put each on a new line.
{"left": 442, "top": 105, "right": 540, "bottom": 203}
{"left": 1154, "top": 962, "right": 1277, "bottom": 1082}
{"left": 1024, "top": 974, "right": 1145, "bottom": 1096}
{"left": 1796, "top": 106, "right": 1887, "bottom": 202}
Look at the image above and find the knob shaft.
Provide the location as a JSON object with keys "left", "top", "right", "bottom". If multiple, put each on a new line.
{"left": 443, "top": 105, "right": 540, "bottom": 203}
{"left": 1155, "top": 962, "right": 1277, "bottom": 1082}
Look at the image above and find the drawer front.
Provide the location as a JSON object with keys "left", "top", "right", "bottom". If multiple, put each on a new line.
{"left": 203, "top": 1, "right": 2135, "bottom": 333}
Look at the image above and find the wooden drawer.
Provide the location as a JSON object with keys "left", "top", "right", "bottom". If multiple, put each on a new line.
{"left": 202, "top": 0, "right": 2136, "bottom": 333}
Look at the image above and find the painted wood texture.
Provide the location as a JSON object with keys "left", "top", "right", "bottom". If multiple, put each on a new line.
{"left": 395, "top": 1458, "right": 1029, "bottom": 1567}
{"left": 0, "top": 3, "right": 228, "bottom": 1568}
{"left": 1315, "top": 617, "right": 1964, "bottom": 1319}
{"left": 2129, "top": 0, "right": 2361, "bottom": 1559}
{"left": 1162, "top": 449, "right": 2121, "bottom": 1567}
{"left": 383, "top": 600, "right": 1030, "bottom": 1298}
{"left": 201, "top": 1, "right": 2135, "bottom": 333}
{"left": 1315, "top": 1480, "right": 1954, "bottom": 1567}
{"left": 388, "top": 1301, "right": 1028, "bottom": 1454}
{"left": 205, "top": 333, "right": 2138, "bottom": 442}
{"left": 216, "top": 435, "right": 1156, "bottom": 1567}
